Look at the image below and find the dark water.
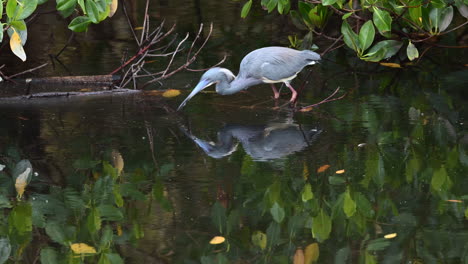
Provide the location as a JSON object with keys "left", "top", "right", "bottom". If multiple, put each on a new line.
{"left": 0, "top": 1, "right": 467, "bottom": 263}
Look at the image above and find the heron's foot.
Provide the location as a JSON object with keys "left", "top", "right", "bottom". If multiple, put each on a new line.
{"left": 271, "top": 84, "right": 280, "bottom": 100}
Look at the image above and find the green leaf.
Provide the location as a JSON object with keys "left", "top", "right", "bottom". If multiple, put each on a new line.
{"left": 363, "top": 40, "right": 402, "bottom": 61}
{"left": 98, "top": 205, "right": 123, "bottom": 221}
{"left": 9, "top": 20, "right": 26, "bottom": 31}
{"left": 252, "top": 231, "right": 267, "bottom": 250}
{"left": 45, "top": 221, "right": 67, "bottom": 245}
{"left": 9, "top": 201, "right": 32, "bottom": 234}
{"left": 301, "top": 183, "right": 314, "bottom": 202}
{"left": 408, "top": 0, "right": 422, "bottom": 25}
{"left": 266, "top": 0, "right": 278, "bottom": 13}
{"left": 270, "top": 202, "right": 285, "bottom": 223}
{"left": 406, "top": 41, "right": 419, "bottom": 61}
{"left": 56, "top": 0, "right": 77, "bottom": 11}
{"left": 99, "top": 225, "right": 114, "bottom": 249}
{"left": 367, "top": 238, "right": 391, "bottom": 251}
{"left": 40, "top": 247, "right": 59, "bottom": 264}
{"left": 341, "top": 20, "right": 360, "bottom": 52}
{"left": 342, "top": 12, "right": 353, "bottom": 20}
{"left": 73, "top": 158, "right": 99, "bottom": 169}
{"left": 439, "top": 6, "right": 453, "bottom": 32}
{"left": 68, "top": 16, "right": 92, "bottom": 32}
{"left": 343, "top": 188, "right": 357, "bottom": 218}
{"left": 87, "top": 207, "right": 102, "bottom": 234}
{"left": 322, "top": 0, "right": 338, "bottom": 6}
{"left": 6, "top": 0, "right": 17, "bottom": 19}
{"left": 0, "top": 0, "right": 4, "bottom": 20}
{"left": 105, "top": 253, "right": 124, "bottom": 264}
{"left": 372, "top": 7, "right": 392, "bottom": 37}
{"left": 431, "top": 166, "right": 447, "bottom": 191}
{"left": 465, "top": 207, "right": 468, "bottom": 220}
{"left": 17, "top": 0, "right": 38, "bottom": 20}
{"left": 358, "top": 20, "right": 375, "bottom": 52}
{"left": 0, "top": 238, "right": 11, "bottom": 264}
{"left": 7, "top": 21, "right": 27, "bottom": 45}
{"left": 85, "top": 0, "right": 99, "bottom": 23}
{"left": 312, "top": 209, "right": 332, "bottom": 242}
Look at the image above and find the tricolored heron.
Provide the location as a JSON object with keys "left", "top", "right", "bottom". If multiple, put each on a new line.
{"left": 177, "top": 46, "right": 321, "bottom": 110}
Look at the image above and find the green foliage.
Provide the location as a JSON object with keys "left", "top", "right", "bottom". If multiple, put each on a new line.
{"left": 241, "top": 0, "right": 467, "bottom": 62}
{"left": 0, "top": 0, "right": 117, "bottom": 61}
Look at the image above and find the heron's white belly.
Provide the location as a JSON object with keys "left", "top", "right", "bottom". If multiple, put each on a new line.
{"left": 261, "top": 74, "right": 297, "bottom": 84}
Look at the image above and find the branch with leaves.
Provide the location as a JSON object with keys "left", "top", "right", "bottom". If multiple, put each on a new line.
{"left": 241, "top": 0, "right": 468, "bottom": 63}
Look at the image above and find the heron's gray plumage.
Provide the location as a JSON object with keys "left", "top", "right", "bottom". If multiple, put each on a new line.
{"left": 177, "top": 46, "right": 321, "bottom": 110}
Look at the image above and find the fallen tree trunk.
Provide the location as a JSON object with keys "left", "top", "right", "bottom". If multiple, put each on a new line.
{"left": 0, "top": 75, "right": 122, "bottom": 98}
{"left": 15, "top": 75, "right": 120, "bottom": 85}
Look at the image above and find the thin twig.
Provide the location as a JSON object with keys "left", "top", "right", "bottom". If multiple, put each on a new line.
{"left": 121, "top": 0, "right": 140, "bottom": 45}
{"left": 7, "top": 63, "right": 48, "bottom": 79}
{"left": 298, "top": 86, "right": 346, "bottom": 111}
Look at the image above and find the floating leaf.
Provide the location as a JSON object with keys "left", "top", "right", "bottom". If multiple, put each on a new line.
{"left": 384, "top": 233, "right": 397, "bottom": 239}
{"left": 15, "top": 167, "right": 31, "bottom": 198}
{"left": 406, "top": 41, "right": 419, "bottom": 61}
{"left": 109, "top": 0, "right": 118, "bottom": 17}
{"left": 317, "top": 164, "right": 330, "bottom": 173}
{"left": 9, "top": 29, "right": 26, "bottom": 61}
{"left": 336, "top": 169, "right": 345, "bottom": 174}
{"left": 209, "top": 236, "right": 225, "bottom": 245}
{"left": 304, "top": 243, "right": 319, "bottom": 264}
{"left": 380, "top": 62, "right": 402, "bottom": 68}
{"left": 162, "top": 89, "right": 181, "bottom": 98}
{"left": 70, "top": 243, "right": 97, "bottom": 254}
{"left": 294, "top": 248, "right": 305, "bottom": 264}
{"left": 251, "top": 231, "right": 267, "bottom": 250}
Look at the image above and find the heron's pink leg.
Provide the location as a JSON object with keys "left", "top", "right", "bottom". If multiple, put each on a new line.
{"left": 285, "top": 82, "right": 298, "bottom": 102}
{"left": 271, "top": 84, "right": 280, "bottom": 99}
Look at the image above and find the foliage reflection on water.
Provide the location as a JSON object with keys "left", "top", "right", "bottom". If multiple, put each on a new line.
{"left": 0, "top": 58, "right": 467, "bottom": 263}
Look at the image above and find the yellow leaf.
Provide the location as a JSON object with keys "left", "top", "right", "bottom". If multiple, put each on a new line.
{"left": 304, "top": 243, "right": 319, "bottom": 264}
{"left": 111, "top": 149, "right": 124, "bottom": 176}
{"left": 317, "top": 165, "right": 330, "bottom": 173}
{"left": 10, "top": 29, "right": 26, "bottom": 62}
{"left": 70, "top": 243, "right": 97, "bottom": 254}
{"left": 109, "top": 0, "right": 118, "bottom": 17}
{"left": 209, "top": 236, "right": 225, "bottom": 245}
{"left": 303, "top": 162, "right": 309, "bottom": 180}
{"left": 15, "top": 168, "right": 31, "bottom": 199}
{"left": 379, "top": 62, "right": 402, "bottom": 68}
{"left": 384, "top": 233, "right": 397, "bottom": 239}
{"left": 134, "top": 26, "right": 144, "bottom": 30}
{"left": 117, "top": 224, "right": 123, "bottom": 236}
{"left": 446, "top": 199, "right": 462, "bottom": 203}
{"left": 294, "top": 248, "right": 305, "bottom": 264}
{"left": 299, "top": 106, "right": 314, "bottom": 112}
{"left": 162, "top": 89, "right": 181, "bottom": 98}
{"left": 335, "top": 169, "right": 345, "bottom": 174}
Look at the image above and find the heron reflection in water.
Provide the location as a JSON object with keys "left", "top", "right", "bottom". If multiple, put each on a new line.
{"left": 181, "top": 123, "right": 321, "bottom": 161}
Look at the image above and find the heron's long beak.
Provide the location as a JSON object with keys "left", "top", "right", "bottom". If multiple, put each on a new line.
{"left": 177, "top": 79, "right": 213, "bottom": 111}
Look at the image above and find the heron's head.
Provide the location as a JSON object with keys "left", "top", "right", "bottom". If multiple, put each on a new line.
{"left": 177, "top": 68, "right": 235, "bottom": 110}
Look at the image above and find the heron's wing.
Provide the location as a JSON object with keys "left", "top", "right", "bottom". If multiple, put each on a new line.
{"left": 259, "top": 50, "right": 310, "bottom": 82}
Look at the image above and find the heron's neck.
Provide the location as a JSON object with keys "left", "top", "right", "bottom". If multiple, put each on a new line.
{"left": 216, "top": 76, "right": 261, "bottom": 95}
